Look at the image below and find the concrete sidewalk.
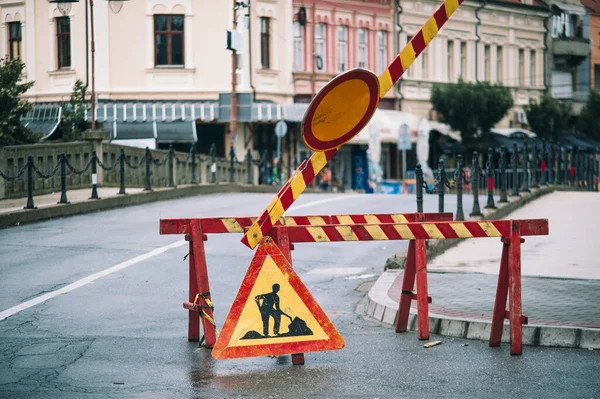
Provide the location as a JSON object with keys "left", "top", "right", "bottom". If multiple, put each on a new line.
{"left": 365, "top": 191, "right": 600, "bottom": 350}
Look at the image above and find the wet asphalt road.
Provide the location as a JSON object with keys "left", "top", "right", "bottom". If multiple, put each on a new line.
{"left": 0, "top": 192, "right": 598, "bottom": 399}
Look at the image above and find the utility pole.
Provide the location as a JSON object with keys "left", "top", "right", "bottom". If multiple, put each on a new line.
{"left": 90, "top": 0, "right": 96, "bottom": 130}
{"left": 231, "top": 0, "right": 238, "bottom": 141}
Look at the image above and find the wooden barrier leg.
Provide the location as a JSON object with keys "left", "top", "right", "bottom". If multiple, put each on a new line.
{"left": 415, "top": 239, "right": 429, "bottom": 340}
{"left": 271, "top": 229, "right": 304, "bottom": 365}
{"left": 489, "top": 238, "right": 510, "bottom": 347}
{"left": 186, "top": 234, "right": 200, "bottom": 342}
{"left": 396, "top": 240, "right": 416, "bottom": 333}
{"left": 190, "top": 220, "right": 216, "bottom": 348}
{"left": 508, "top": 221, "right": 523, "bottom": 356}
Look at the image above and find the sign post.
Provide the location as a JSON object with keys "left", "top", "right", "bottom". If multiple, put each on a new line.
{"left": 398, "top": 124, "right": 412, "bottom": 179}
{"left": 274, "top": 120, "right": 288, "bottom": 161}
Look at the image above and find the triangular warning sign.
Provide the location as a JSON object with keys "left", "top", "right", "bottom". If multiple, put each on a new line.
{"left": 212, "top": 238, "right": 345, "bottom": 359}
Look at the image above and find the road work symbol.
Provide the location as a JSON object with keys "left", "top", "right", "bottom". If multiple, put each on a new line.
{"left": 212, "top": 239, "right": 344, "bottom": 360}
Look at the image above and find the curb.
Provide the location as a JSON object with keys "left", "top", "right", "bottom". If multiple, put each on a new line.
{"left": 371, "top": 185, "right": 600, "bottom": 349}
{"left": 365, "top": 270, "right": 600, "bottom": 350}
{"left": 0, "top": 183, "right": 325, "bottom": 229}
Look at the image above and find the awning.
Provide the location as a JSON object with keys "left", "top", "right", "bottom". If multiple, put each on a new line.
{"left": 21, "top": 104, "right": 61, "bottom": 140}
{"left": 89, "top": 101, "right": 219, "bottom": 123}
{"left": 111, "top": 121, "right": 197, "bottom": 143}
{"left": 350, "top": 109, "right": 422, "bottom": 145}
{"left": 553, "top": 2, "right": 586, "bottom": 16}
{"left": 491, "top": 128, "right": 537, "bottom": 139}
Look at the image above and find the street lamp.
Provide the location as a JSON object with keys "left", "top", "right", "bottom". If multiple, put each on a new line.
{"left": 49, "top": 0, "right": 128, "bottom": 131}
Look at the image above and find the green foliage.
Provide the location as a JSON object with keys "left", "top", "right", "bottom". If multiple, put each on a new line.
{"left": 577, "top": 90, "right": 600, "bottom": 142}
{"left": 524, "top": 94, "right": 572, "bottom": 141}
{"left": 430, "top": 78, "right": 514, "bottom": 151}
{"left": 0, "top": 58, "right": 37, "bottom": 146}
{"left": 60, "top": 79, "right": 90, "bottom": 141}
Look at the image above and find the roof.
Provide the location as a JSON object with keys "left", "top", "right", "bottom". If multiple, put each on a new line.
{"left": 581, "top": 0, "right": 600, "bottom": 14}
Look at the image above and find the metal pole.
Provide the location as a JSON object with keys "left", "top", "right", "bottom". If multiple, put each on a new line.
{"left": 58, "top": 153, "right": 69, "bottom": 204}
{"left": 144, "top": 147, "right": 152, "bottom": 191}
{"left": 118, "top": 148, "right": 126, "bottom": 195}
{"left": 554, "top": 144, "right": 559, "bottom": 185}
{"left": 229, "top": 145, "right": 235, "bottom": 183}
{"left": 415, "top": 164, "right": 423, "bottom": 213}
{"left": 230, "top": 0, "right": 238, "bottom": 141}
{"left": 571, "top": 146, "right": 576, "bottom": 187}
{"left": 511, "top": 144, "right": 519, "bottom": 197}
{"left": 437, "top": 159, "right": 445, "bottom": 213}
{"left": 246, "top": 148, "right": 253, "bottom": 185}
{"left": 191, "top": 146, "right": 197, "bottom": 185}
{"left": 24, "top": 155, "right": 35, "bottom": 209}
{"left": 470, "top": 151, "right": 482, "bottom": 217}
{"left": 531, "top": 141, "right": 538, "bottom": 188}
{"left": 211, "top": 143, "right": 217, "bottom": 184}
{"left": 456, "top": 154, "right": 464, "bottom": 221}
{"left": 89, "top": 0, "right": 96, "bottom": 131}
{"left": 562, "top": 146, "right": 568, "bottom": 185}
{"left": 91, "top": 151, "right": 100, "bottom": 198}
{"left": 522, "top": 143, "right": 530, "bottom": 193}
{"left": 485, "top": 147, "right": 496, "bottom": 209}
{"left": 499, "top": 146, "right": 508, "bottom": 203}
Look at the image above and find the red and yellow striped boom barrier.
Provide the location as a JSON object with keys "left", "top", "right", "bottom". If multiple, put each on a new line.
{"left": 241, "top": 0, "right": 465, "bottom": 249}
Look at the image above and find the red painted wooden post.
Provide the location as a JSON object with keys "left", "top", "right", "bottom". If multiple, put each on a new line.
{"left": 185, "top": 233, "right": 200, "bottom": 342}
{"left": 190, "top": 220, "right": 217, "bottom": 348}
{"left": 270, "top": 229, "right": 305, "bottom": 366}
{"left": 489, "top": 237, "right": 510, "bottom": 347}
{"left": 395, "top": 240, "right": 416, "bottom": 333}
{"left": 508, "top": 221, "right": 523, "bottom": 355}
{"left": 415, "top": 238, "right": 429, "bottom": 340}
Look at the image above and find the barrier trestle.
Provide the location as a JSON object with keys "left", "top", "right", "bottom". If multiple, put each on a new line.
{"left": 160, "top": 213, "right": 548, "bottom": 358}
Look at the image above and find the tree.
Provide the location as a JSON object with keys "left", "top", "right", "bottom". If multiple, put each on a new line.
{"left": 0, "top": 58, "right": 37, "bottom": 146}
{"left": 59, "top": 79, "right": 90, "bottom": 142}
{"left": 524, "top": 94, "right": 572, "bottom": 141}
{"left": 430, "top": 78, "right": 514, "bottom": 151}
{"left": 577, "top": 90, "right": 600, "bottom": 142}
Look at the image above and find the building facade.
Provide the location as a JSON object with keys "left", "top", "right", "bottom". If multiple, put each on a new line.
{"left": 582, "top": 0, "right": 600, "bottom": 90}
{"left": 1, "top": 0, "right": 302, "bottom": 180}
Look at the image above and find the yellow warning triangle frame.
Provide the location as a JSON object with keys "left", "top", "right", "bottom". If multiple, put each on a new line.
{"left": 212, "top": 238, "right": 345, "bottom": 360}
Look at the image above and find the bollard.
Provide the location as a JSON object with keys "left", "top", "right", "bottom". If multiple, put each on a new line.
{"left": 539, "top": 143, "right": 547, "bottom": 186}
{"left": 118, "top": 149, "right": 126, "bottom": 195}
{"left": 437, "top": 159, "right": 445, "bottom": 213}
{"left": 511, "top": 144, "right": 519, "bottom": 197}
{"left": 191, "top": 146, "right": 197, "bottom": 185}
{"left": 588, "top": 152, "right": 594, "bottom": 191}
{"left": 91, "top": 152, "right": 101, "bottom": 199}
{"left": 522, "top": 143, "right": 530, "bottom": 193}
{"left": 24, "top": 155, "right": 35, "bottom": 209}
{"left": 548, "top": 145, "right": 554, "bottom": 184}
{"left": 470, "top": 152, "right": 482, "bottom": 217}
{"left": 415, "top": 164, "right": 424, "bottom": 213}
{"left": 210, "top": 143, "right": 217, "bottom": 184}
{"left": 455, "top": 154, "right": 465, "bottom": 221}
{"left": 485, "top": 147, "right": 496, "bottom": 209}
{"left": 260, "top": 150, "right": 268, "bottom": 185}
{"left": 246, "top": 148, "right": 253, "bottom": 185}
{"left": 144, "top": 147, "right": 152, "bottom": 191}
{"left": 58, "top": 153, "right": 69, "bottom": 204}
{"left": 168, "top": 144, "right": 175, "bottom": 188}
{"left": 553, "top": 144, "right": 559, "bottom": 185}
{"left": 499, "top": 146, "right": 508, "bottom": 203}
{"left": 229, "top": 145, "right": 235, "bottom": 183}
{"left": 531, "top": 142, "right": 539, "bottom": 188}
{"left": 562, "top": 147, "right": 568, "bottom": 185}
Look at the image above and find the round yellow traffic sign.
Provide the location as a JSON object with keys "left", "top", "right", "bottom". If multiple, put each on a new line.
{"left": 301, "top": 68, "right": 380, "bottom": 151}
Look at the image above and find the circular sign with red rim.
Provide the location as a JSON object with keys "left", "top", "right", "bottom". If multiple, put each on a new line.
{"left": 301, "top": 68, "right": 380, "bottom": 152}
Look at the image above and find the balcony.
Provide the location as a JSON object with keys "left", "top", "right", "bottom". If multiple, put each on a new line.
{"left": 553, "top": 36, "right": 591, "bottom": 67}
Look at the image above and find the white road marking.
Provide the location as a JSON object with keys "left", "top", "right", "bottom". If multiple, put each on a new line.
{"left": 346, "top": 274, "right": 377, "bottom": 280}
{"left": 308, "top": 267, "right": 366, "bottom": 276}
{"left": 0, "top": 239, "right": 186, "bottom": 321}
{"left": 0, "top": 195, "right": 367, "bottom": 321}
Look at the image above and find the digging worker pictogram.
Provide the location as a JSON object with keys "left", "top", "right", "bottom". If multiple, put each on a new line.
{"left": 255, "top": 284, "right": 290, "bottom": 337}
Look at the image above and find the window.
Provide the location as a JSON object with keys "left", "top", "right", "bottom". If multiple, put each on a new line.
{"left": 154, "top": 15, "right": 184, "bottom": 66}
{"left": 260, "top": 17, "right": 270, "bottom": 69}
{"left": 447, "top": 41, "right": 454, "bottom": 81}
{"left": 598, "top": 32, "right": 599, "bottom": 48}
{"left": 459, "top": 41, "right": 467, "bottom": 79}
{"left": 315, "top": 23, "right": 326, "bottom": 72}
{"left": 496, "top": 46, "right": 503, "bottom": 83}
{"left": 421, "top": 48, "right": 428, "bottom": 79}
{"left": 337, "top": 25, "right": 348, "bottom": 72}
{"left": 552, "top": 12, "right": 575, "bottom": 38}
{"left": 484, "top": 45, "right": 490, "bottom": 81}
{"left": 530, "top": 50, "right": 536, "bottom": 86}
{"left": 8, "top": 22, "right": 22, "bottom": 60}
{"left": 518, "top": 48, "right": 524, "bottom": 85}
{"left": 377, "top": 31, "right": 387, "bottom": 75}
{"left": 293, "top": 21, "right": 304, "bottom": 71}
{"left": 594, "top": 64, "right": 600, "bottom": 90}
{"left": 358, "top": 28, "right": 367, "bottom": 68}
{"left": 56, "top": 17, "right": 71, "bottom": 69}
